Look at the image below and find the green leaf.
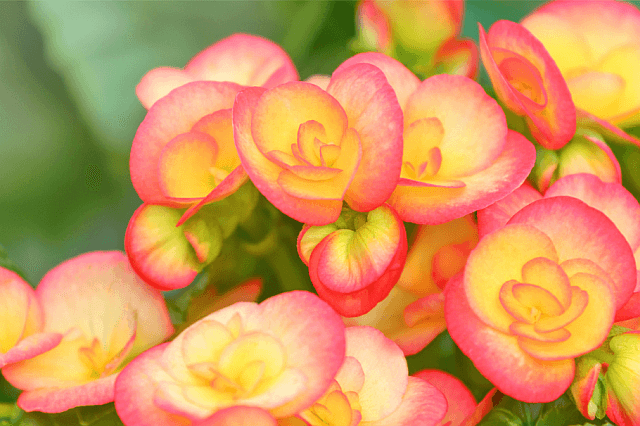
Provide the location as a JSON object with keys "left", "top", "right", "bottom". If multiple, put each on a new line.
{"left": 478, "top": 408, "right": 524, "bottom": 426}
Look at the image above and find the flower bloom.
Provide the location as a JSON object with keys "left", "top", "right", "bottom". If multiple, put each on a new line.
{"left": 2, "top": 252, "right": 173, "bottom": 413}
{"left": 136, "top": 34, "right": 298, "bottom": 109}
{"left": 297, "top": 204, "right": 407, "bottom": 317}
{"left": 446, "top": 196, "right": 636, "bottom": 402}
{"left": 478, "top": 173, "right": 640, "bottom": 321}
{"left": 114, "top": 291, "right": 346, "bottom": 426}
{"left": 332, "top": 53, "right": 535, "bottom": 225}
{"left": 233, "top": 60, "right": 403, "bottom": 225}
{"left": 299, "top": 326, "right": 447, "bottom": 426}
{"left": 522, "top": 0, "right": 640, "bottom": 130}
{"left": 479, "top": 20, "right": 576, "bottom": 149}
{"left": 0, "top": 268, "right": 61, "bottom": 368}
{"left": 345, "top": 214, "right": 478, "bottom": 355}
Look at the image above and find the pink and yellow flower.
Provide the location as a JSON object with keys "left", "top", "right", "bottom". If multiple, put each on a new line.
{"left": 114, "top": 291, "right": 346, "bottom": 426}
{"left": 333, "top": 53, "right": 535, "bottom": 225}
{"left": 345, "top": 215, "right": 478, "bottom": 355}
{"left": 522, "top": 0, "right": 640, "bottom": 130}
{"left": 446, "top": 196, "right": 637, "bottom": 402}
{"left": 479, "top": 20, "right": 576, "bottom": 149}
{"left": 2, "top": 251, "right": 174, "bottom": 413}
{"left": 297, "top": 204, "right": 407, "bottom": 317}
{"left": 478, "top": 173, "right": 640, "bottom": 321}
{"left": 0, "top": 268, "right": 61, "bottom": 369}
{"left": 299, "top": 326, "right": 447, "bottom": 426}
{"left": 233, "top": 60, "right": 403, "bottom": 225}
{"left": 136, "top": 34, "right": 298, "bottom": 109}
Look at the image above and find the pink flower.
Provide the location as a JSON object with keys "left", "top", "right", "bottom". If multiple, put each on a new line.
{"left": 446, "top": 196, "right": 636, "bottom": 402}
{"left": 479, "top": 20, "right": 576, "bottom": 149}
{"left": 2, "top": 252, "right": 174, "bottom": 413}
{"left": 233, "top": 60, "right": 403, "bottom": 225}
{"left": 137, "top": 34, "right": 298, "bottom": 109}
{"left": 335, "top": 53, "right": 535, "bottom": 225}
{"left": 297, "top": 204, "right": 407, "bottom": 317}
{"left": 114, "top": 291, "right": 346, "bottom": 426}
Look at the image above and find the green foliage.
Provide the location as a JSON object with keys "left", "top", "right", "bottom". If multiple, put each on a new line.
{"left": 0, "top": 404, "right": 124, "bottom": 426}
{"left": 477, "top": 394, "right": 611, "bottom": 426}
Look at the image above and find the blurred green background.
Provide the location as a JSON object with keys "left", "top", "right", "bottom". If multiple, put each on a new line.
{"left": 2, "top": 0, "right": 639, "bottom": 285}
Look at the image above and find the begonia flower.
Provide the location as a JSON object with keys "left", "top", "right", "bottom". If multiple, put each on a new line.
{"left": 479, "top": 20, "right": 576, "bottom": 150}
{"left": 333, "top": 53, "right": 535, "bottom": 225}
{"left": 0, "top": 268, "right": 62, "bottom": 369}
{"left": 2, "top": 251, "right": 174, "bottom": 413}
{"left": 299, "top": 326, "right": 447, "bottom": 426}
{"left": 233, "top": 60, "right": 403, "bottom": 225}
{"left": 522, "top": 0, "right": 640, "bottom": 131}
{"left": 446, "top": 196, "right": 637, "bottom": 402}
{"left": 131, "top": 81, "right": 249, "bottom": 221}
{"left": 478, "top": 173, "right": 640, "bottom": 321}
{"left": 344, "top": 215, "right": 478, "bottom": 355}
{"left": 531, "top": 131, "right": 621, "bottom": 193}
{"left": 137, "top": 34, "right": 298, "bottom": 109}
{"left": 297, "top": 204, "right": 407, "bottom": 317}
{"left": 114, "top": 291, "right": 346, "bottom": 426}
{"left": 571, "top": 329, "right": 640, "bottom": 426}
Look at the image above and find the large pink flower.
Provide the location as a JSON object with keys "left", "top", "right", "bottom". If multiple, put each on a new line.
{"left": 114, "top": 291, "right": 346, "bottom": 426}
{"left": 233, "top": 60, "right": 403, "bottom": 225}
{"left": 2, "top": 252, "right": 174, "bottom": 413}
{"left": 447, "top": 196, "right": 636, "bottom": 402}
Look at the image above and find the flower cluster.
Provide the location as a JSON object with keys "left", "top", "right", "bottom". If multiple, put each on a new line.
{"left": 5, "top": 1, "right": 640, "bottom": 425}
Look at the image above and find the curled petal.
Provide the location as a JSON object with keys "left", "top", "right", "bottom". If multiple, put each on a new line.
{"left": 308, "top": 205, "right": 408, "bottom": 317}
{"left": 479, "top": 21, "right": 575, "bottom": 149}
